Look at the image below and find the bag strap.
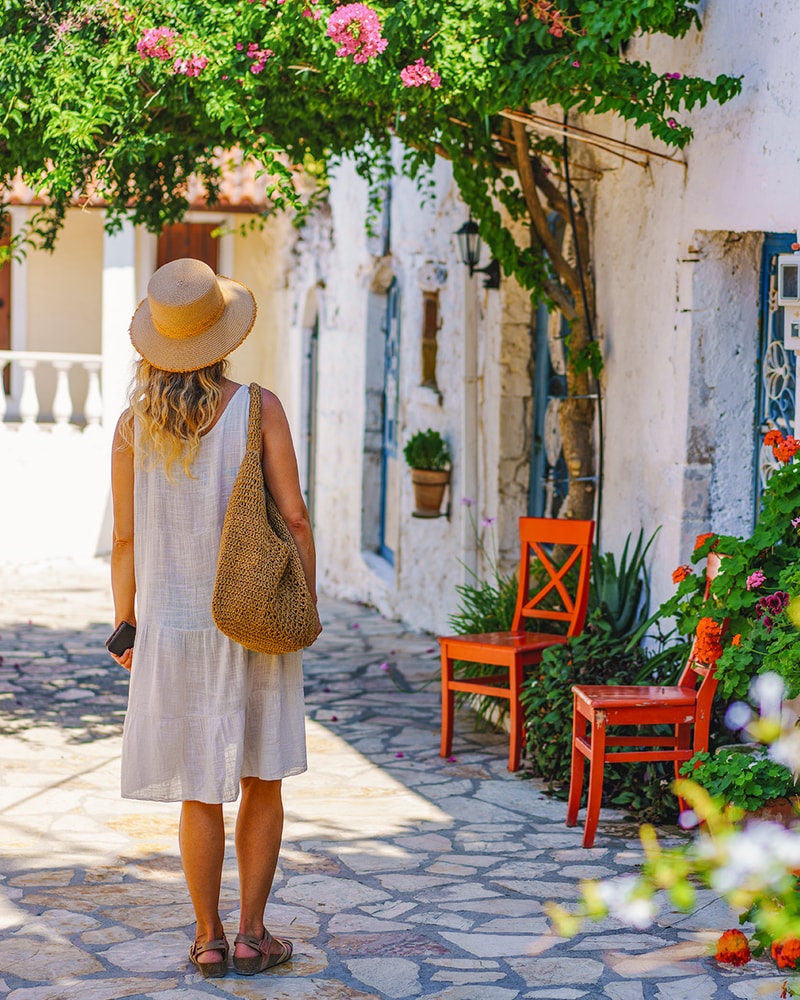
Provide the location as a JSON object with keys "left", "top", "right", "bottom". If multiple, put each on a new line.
{"left": 247, "top": 383, "right": 262, "bottom": 455}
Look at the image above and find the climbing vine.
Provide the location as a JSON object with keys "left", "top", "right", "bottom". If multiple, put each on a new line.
{"left": 0, "top": 0, "right": 741, "bottom": 516}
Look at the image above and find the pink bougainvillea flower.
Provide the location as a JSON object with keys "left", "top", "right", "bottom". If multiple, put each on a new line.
{"left": 667, "top": 117, "right": 678, "bottom": 128}
{"left": 327, "top": 3, "right": 388, "bottom": 64}
{"left": 246, "top": 45, "right": 273, "bottom": 73}
{"left": 137, "top": 26, "right": 178, "bottom": 61}
{"left": 572, "top": 60, "right": 580, "bottom": 67}
{"left": 379, "top": 662, "right": 390, "bottom": 671}
{"left": 746, "top": 570, "right": 766, "bottom": 590}
{"left": 395, "top": 752, "right": 404, "bottom": 758}
{"left": 174, "top": 54, "right": 208, "bottom": 77}
{"left": 400, "top": 58, "right": 442, "bottom": 89}
{"left": 447, "top": 755, "right": 457, "bottom": 762}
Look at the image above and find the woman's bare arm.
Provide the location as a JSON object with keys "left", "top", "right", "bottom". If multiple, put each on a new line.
{"left": 260, "top": 388, "right": 318, "bottom": 608}
{"left": 110, "top": 413, "right": 136, "bottom": 670}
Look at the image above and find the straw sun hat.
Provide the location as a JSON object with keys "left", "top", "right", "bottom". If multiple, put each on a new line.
{"left": 130, "top": 258, "right": 257, "bottom": 372}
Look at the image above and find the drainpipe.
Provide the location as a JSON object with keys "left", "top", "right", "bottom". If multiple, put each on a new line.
{"left": 461, "top": 272, "right": 479, "bottom": 583}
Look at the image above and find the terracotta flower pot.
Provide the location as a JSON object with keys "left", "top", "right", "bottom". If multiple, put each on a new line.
{"left": 411, "top": 468, "right": 450, "bottom": 518}
{"left": 744, "top": 796, "right": 800, "bottom": 826}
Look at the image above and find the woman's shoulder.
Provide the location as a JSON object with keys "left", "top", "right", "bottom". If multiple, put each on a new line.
{"left": 259, "top": 386, "right": 287, "bottom": 419}
{"left": 113, "top": 409, "right": 134, "bottom": 450}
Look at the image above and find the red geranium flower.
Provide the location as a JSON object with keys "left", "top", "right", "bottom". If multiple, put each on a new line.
{"left": 694, "top": 617, "right": 724, "bottom": 666}
{"left": 765, "top": 429, "right": 784, "bottom": 447}
{"left": 672, "top": 565, "right": 693, "bottom": 584}
{"left": 773, "top": 937, "right": 800, "bottom": 970}
{"left": 694, "top": 532, "right": 715, "bottom": 551}
{"left": 716, "top": 929, "right": 751, "bottom": 966}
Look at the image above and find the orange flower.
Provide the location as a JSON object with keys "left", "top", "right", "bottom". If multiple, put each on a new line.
{"left": 773, "top": 937, "right": 800, "bottom": 970}
{"left": 716, "top": 929, "right": 751, "bottom": 966}
{"left": 694, "top": 617, "right": 724, "bottom": 665}
{"left": 672, "top": 565, "right": 693, "bottom": 584}
{"left": 775, "top": 437, "right": 800, "bottom": 463}
{"left": 765, "top": 429, "right": 784, "bottom": 447}
{"left": 694, "top": 532, "right": 715, "bottom": 552}
{"left": 731, "top": 633, "right": 742, "bottom": 646}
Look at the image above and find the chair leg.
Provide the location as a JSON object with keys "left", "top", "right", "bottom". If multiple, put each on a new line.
{"left": 582, "top": 714, "right": 607, "bottom": 849}
{"left": 566, "top": 703, "right": 586, "bottom": 828}
{"left": 440, "top": 646, "right": 455, "bottom": 759}
{"left": 674, "top": 723, "right": 691, "bottom": 782}
{"left": 508, "top": 658, "right": 523, "bottom": 772}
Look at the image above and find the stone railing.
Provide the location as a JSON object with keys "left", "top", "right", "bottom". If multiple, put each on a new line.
{"left": 0, "top": 351, "right": 103, "bottom": 429}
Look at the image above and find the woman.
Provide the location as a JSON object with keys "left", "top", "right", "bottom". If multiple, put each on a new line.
{"left": 109, "top": 257, "right": 319, "bottom": 979}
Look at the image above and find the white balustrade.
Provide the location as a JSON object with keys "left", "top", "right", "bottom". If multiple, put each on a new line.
{"left": 0, "top": 351, "right": 104, "bottom": 431}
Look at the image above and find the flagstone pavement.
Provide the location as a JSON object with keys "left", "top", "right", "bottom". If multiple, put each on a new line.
{"left": 0, "top": 559, "right": 790, "bottom": 1000}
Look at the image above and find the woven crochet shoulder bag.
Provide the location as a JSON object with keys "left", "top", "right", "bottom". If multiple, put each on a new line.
{"left": 212, "top": 383, "right": 320, "bottom": 654}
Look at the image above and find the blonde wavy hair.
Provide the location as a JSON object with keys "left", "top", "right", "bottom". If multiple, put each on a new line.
{"left": 121, "top": 359, "right": 229, "bottom": 479}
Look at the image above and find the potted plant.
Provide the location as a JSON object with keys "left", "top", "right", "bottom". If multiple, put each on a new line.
{"left": 403, "top": 428, "right": 451, "bottom": 517}
{"left": 681, "top": 746, "right": 800, "bottom": 824}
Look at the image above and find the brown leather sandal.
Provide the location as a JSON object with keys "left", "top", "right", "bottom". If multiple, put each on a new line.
{"left": 233, "top": 930, "right": 293, "bottom": 975}
{"left": 189, "top": 935, "right": 229, "bottom": 979}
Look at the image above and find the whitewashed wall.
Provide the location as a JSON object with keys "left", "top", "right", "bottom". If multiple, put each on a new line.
{"left": 589, "top": 0, "right": 799, "bottom": 607}
{"left": 287, "top": 155, "right": 532, "bottom": 633}
{"left": 292, "top": 0, "right": 800, "bottom": 630}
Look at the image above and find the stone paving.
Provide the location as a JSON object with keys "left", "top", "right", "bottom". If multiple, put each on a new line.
{"left": 0, "top": 559, "right": 790, "bottom": 999}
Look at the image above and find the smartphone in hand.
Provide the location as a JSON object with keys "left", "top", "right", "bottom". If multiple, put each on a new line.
{"left": 106, "top": 621, "right": 136, "bottom": 655}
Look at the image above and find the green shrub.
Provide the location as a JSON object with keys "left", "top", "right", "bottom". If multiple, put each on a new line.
{"left": 681, "top": 747, "right": 799, "bottom": 812}
{"left": 654, "top": 453, "right": 800, "bottom": 703}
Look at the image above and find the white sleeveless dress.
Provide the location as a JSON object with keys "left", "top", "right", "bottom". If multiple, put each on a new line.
{"left": 120, "top": 384, "right": 308, "bottom": 803}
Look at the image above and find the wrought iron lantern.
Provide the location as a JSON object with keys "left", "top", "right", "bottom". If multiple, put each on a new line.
{"left": 455, "top": 218, "right": 501, "bottom": 289}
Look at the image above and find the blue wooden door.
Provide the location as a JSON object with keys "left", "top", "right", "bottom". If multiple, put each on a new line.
{"left": 379, "top": 279, "right": 401, "bottom": 563}
{"left": 755, "top": 233, "right": 798, "bottom": 513}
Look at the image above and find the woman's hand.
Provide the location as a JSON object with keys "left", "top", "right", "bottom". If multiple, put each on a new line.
{"left": 110, "top": 647, "right": 133, "bottom": 672}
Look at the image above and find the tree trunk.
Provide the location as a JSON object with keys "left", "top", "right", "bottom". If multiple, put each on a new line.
{"left": 508, "top": 117, "right": 597, "bottom": 523}
{"left": 559, "top": 305, "right": 596, "bottom": 521}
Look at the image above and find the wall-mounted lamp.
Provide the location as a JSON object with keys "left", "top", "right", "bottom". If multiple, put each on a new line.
{"left": 455, "top": 218, "right": 501, "bottom": 289}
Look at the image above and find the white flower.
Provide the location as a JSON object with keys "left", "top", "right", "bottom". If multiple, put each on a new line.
{"left": 594, "top": 877, "right": 657, "bottom": 929}
{"left": 750, "top": 672, "right": 786, "bottom": 719}
{"left": 705, "top": 821, "right": 800, "bottom": 895}
{"left": 724, "top": 701, "right": 753, "bottom": 732}
{"left": 769, "top": 726, "right": 800, "bottom": 772}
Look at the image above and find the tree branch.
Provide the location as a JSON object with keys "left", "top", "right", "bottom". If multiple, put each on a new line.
{"left": 510, "top": 118, "right": 579, "bottom": 297}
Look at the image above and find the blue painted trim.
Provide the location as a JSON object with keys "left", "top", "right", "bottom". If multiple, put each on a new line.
{"left": 754, "top": 232, "right": 797, "bottom": 521}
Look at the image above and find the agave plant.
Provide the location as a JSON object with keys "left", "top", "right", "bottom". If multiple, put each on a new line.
{"left": 590, "top": 529, "right": 657, "bottom": 637}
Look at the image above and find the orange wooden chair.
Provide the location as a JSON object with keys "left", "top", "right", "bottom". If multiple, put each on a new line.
{"left": 566, "top": 553, "right": 722, "bottom": 847}
{"left": 439, "top": 516, "right": 595, "bottom": 772}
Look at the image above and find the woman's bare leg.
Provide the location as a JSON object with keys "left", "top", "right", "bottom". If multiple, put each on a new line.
{"left": 179, "top": 801, "right": 226, "bottom": 964}
{"left": 234, "top": 777, "right": 286, "bottom": 959}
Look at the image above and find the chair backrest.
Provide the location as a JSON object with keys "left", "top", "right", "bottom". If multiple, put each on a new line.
{"left": 678, "top": 551, "right": 724, "bottom": 693}
{"left": 511, "top": 517, "right": 595, "bottom": 636}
